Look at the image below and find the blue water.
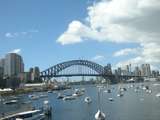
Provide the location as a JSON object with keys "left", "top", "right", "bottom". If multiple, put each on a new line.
{"left": 1, "top": 82, "right": 160, "bottom": 120}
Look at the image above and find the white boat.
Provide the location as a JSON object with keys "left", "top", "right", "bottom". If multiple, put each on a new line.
{"left": 72, "top": 89, "right": 84, "bottom": 97}
{"left": 39, "top": 94, "right": 48, "bottom": 98}
{"left": 84, "top": 97, "right": 92, "bottom": 104}
{"left": 63, "top": 96, "right": 76, "bottom": 100}
{"left": 95, "top": 109, "right": 106, "bottom": 120}
{"left": 108, "top": 97, "right": 114, "bottom": 101}
{"left": 81, "top": 88, "right": 85, "bottom": 92}
{"left": 3, "top": 100, "right": 18, "bottom": 105}
{"left": 104, "top": 89, "right": 111, "bottom": 93}
{"left": 1, "top": 110, "right": 45, "bottom": 120}
{"left": 28, "top": 95, "right": 39, "bottom": 100}
{"left": 117, "top": 93, "right": 124, "bottom": 97}
{"left": 156, "top": 93, "right": 160, "bottom": 97}
{"left": 57, "top": 93, "right": 65, "bottom": 99}
{"left": 146, "top": 89, "right": 152, "bottom": 94}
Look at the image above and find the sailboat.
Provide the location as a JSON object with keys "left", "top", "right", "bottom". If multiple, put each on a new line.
{"left": 84, "top": 96, "right": 92, "bottom": 104}
{"left": 84, "top": 86, "right": 92, "bottom": 104}
{"left": 95, "top": 88, "right": 106, "bottom": 120}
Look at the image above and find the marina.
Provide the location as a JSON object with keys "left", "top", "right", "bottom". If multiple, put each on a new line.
{"left": 1, "top": 82, "right": 160, "bottom": 120}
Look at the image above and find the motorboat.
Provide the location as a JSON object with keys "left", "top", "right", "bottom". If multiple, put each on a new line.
{"left": 1, "top": 110, "right": 45, "bottom": 120}
{"left": 156, "top": 93, "right": 160, "bottom": 97}
{"left": 108, "top": 97, "right": 114, "bottom": 101}
{"left": 57, "top": 93, "right": 65, "bottom": 99}
{"left": 3, "top": 100, "right": 18, "bottom": 105}
{"left": 95, "top": 109, "right": 105, "bottom": 120}
{"left": 84, "top": 97, "right": 92, "bottom": 104}
{"left": 81, "top": 88, "right": 85, "bottom": 92}
{"left": 63, "top": 96, "right": 76, "bottom": 101}
{"left": 72, "top": 89, "right": 84, "bottom": 97}
{"left": 104, "top": 89, "right": 111, "bottom": 93}
{"left": 29, "top": 95, "right": 39, "bottom": 100}
{"left": 117, "top": 92, "right": 124, "bottom": 97}
{"left": 146, "top": 89, "right": 152, "bottom": 94}
{"left": 39, "top": 94, "right": 48, "bottom": 98}
{"left": 119, "top": 87, "right": 127, "bottom": 92}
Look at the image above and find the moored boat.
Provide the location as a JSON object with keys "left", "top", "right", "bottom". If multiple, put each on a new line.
{"left": 84, "top": 97, "right": 92, "bottom": 104}
{"left": 95, "top": 110, "right": 106, "bottom": 120}
{"left": 57, "top": 93, "right": 65, "bottom": 99}
{"left": 63, "top": 96, "right": 76, "bottom": 100}
{"left": 1, "top": 110, "right": 45, "bottom": 120}
{"left": 3, "top": 100, "right": 18, "bottom": 105}
{"left": 108, "top": 97, "right": 114, "bottom": 101}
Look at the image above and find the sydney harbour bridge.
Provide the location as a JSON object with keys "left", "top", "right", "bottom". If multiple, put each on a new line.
{"left": 40, "top": 59, "right": 141, "bottom": 82}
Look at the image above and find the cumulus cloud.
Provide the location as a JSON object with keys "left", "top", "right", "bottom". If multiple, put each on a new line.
{"left": 8, "top": 49, "right": 21, "bottom": 54}
{"left": 57, "top": 0, "right": 160, "bottom": 69}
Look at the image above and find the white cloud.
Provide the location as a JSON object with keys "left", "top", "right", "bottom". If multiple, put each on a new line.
{"left": 8, "top": 49, "right": 21, "bottom": 54}
{"left": 91, "top": 55, "right": 105, "bottom": 61}
{"left": 57, "top": 21, "right": 98, "bottom": 45}
{"left": 113, "top": 48, "right": 141, "bottom": 57}
{"left": 5, "top": 29, "right": 39, "bottom": 38}
{"left": 57, "top": 0, "right": 160, "bottom": 69}
{"left": 5, "top": 33, "right": 15, "bottom": 38}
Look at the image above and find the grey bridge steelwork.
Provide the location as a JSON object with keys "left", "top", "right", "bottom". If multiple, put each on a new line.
{"left": 40, "top": 59, "right": 141, "bottom": 80}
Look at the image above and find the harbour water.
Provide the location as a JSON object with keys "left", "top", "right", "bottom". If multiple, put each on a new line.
{"left": 1, "top": 82, "right": 160, "bottom": 120}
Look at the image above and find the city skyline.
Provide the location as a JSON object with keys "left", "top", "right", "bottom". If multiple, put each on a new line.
{"left": 0, "top": 0, "right": 160, "bottom": 71}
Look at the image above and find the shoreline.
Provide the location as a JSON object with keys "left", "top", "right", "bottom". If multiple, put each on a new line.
{"left": 0, "top": 86, "right": 71, "bottom": 96}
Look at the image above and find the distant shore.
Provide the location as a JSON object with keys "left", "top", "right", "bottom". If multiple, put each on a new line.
{"left": 0, "top": 85, "right": 71, "bottom": 96}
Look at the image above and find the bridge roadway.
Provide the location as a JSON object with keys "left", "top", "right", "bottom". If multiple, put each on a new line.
{"left": 40, "top": 74, "right": 144, "bottom": 78}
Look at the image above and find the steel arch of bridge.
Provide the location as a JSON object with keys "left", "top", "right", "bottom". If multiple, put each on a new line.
{"left": 40, "top": 60, "right": 107, "bottom": 80}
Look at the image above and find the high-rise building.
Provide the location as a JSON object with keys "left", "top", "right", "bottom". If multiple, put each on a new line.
{"left": 152, "top": 70, "right": 159, "bottom": 78}
{"left": 104, "top": 63, "right": 112, "bottom": 75}
{"left": 0, "top": 58, "right": 5, "bottom": 77}
{"left": 141, "top": 64, "right": 151, "bottom": 77}
{"left": 134, "top": 66, "right": 141, "bottom": 76}
{"left": 28, "top": 67, "right": 41, "bottom": 82}
{"left": 33, "top": 67, "right": 40, "bottom": 81}
{"left": 0, "top": 67, "right": 3, "bottom": 77}
{"left": 125, "top": 65, "right": 129, "bottom": 75}
{"left": 117, "top": 67, "right": 121, "bottom": 75}
{"left": 4, "top": 53, "right": 24, "bottom": 76}
{"left": 0, "top": 58, "right": 5, "bottom": 68}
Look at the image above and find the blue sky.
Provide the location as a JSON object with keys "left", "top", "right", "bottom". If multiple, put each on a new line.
{"left": 0, "top": 0, "right": 159, "bottom": 71}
